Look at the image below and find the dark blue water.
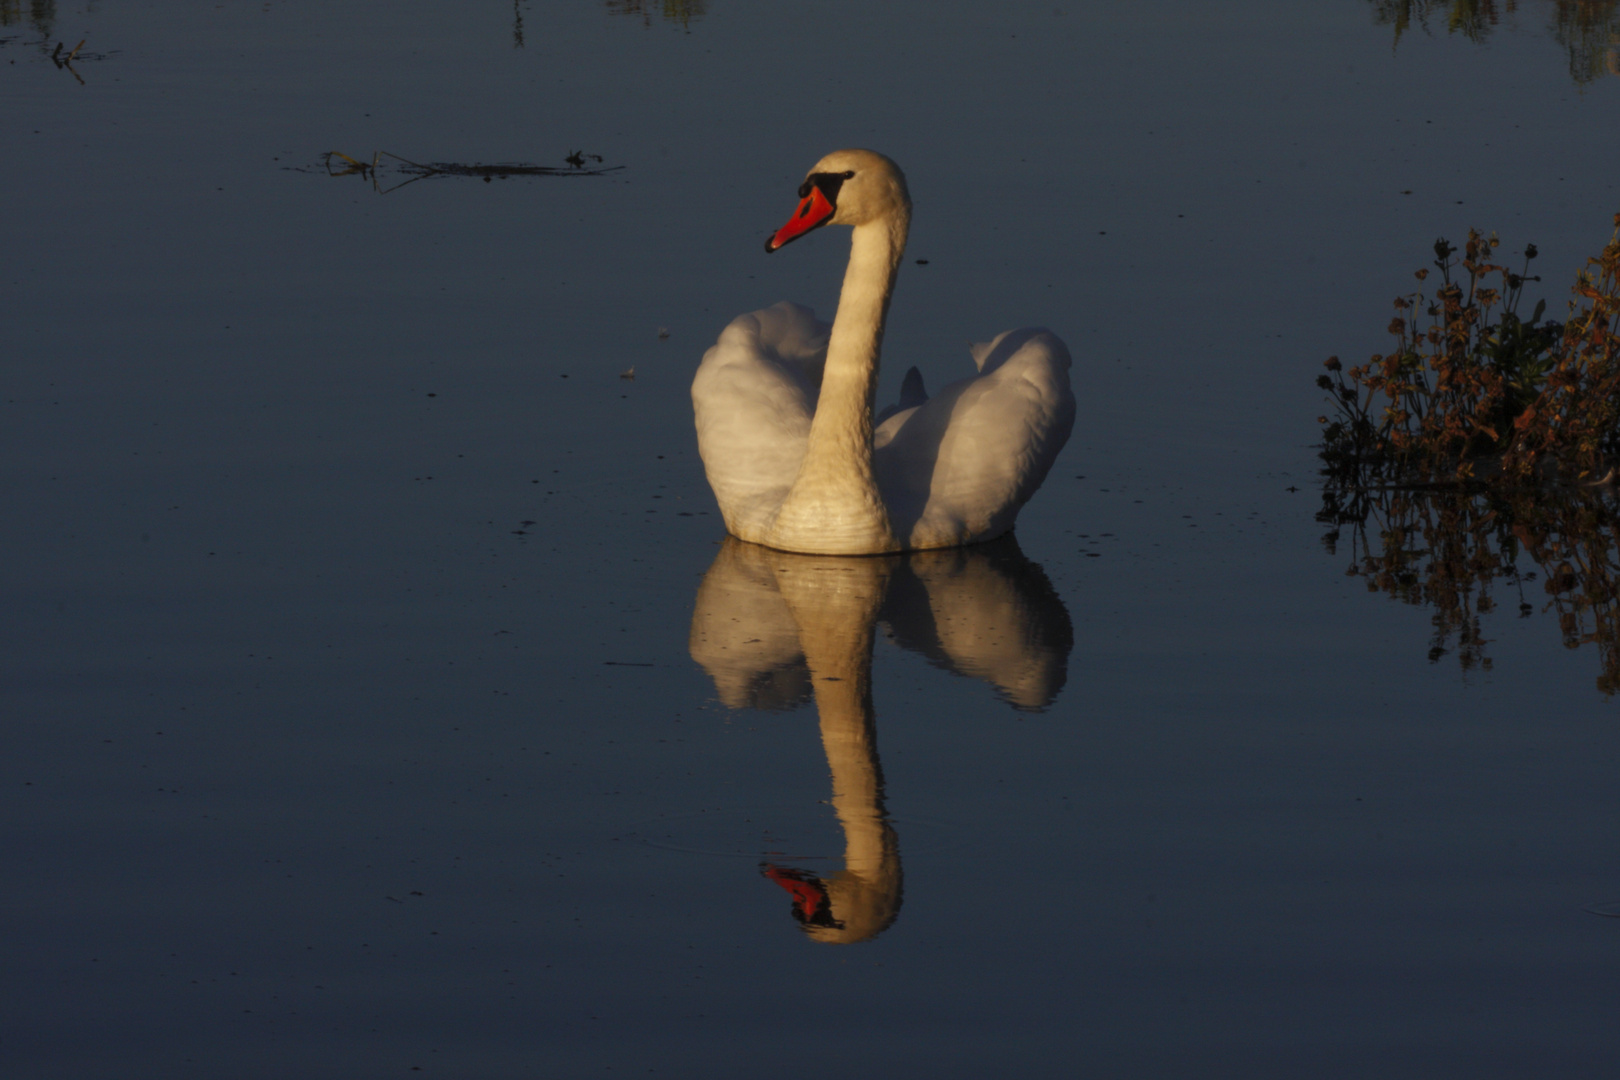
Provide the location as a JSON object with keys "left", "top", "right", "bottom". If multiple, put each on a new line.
{"left": 5, "top": 1, "right": 1620, "bottom": 1076}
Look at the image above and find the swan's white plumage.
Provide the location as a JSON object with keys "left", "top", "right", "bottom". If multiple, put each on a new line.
{"left": 874, "top": 328, "right": 1074, "bottom": 549}
{"left": 693, "top": 150, "right": 1074, "bottom": 555}
{"left": 691, "top": 302, "right": 829, "bottom": 542}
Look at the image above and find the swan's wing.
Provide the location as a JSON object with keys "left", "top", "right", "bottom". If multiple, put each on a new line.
{"left": 873, "top": 328, "right": 1075, "bottom": 548}
{"left": 692, "top": 302, "right": 829, "bottom": 541}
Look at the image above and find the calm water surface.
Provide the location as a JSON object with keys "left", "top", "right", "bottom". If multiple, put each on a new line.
{"left": 5, "top": 1, "right": 1620, "bottom": 1076}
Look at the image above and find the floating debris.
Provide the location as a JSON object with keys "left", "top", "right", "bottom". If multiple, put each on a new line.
{"left": 35, "top": 37, "right": 114, "bottom": 83}
{"left": 314, "top": 150, "right": 623, "bottom": 194}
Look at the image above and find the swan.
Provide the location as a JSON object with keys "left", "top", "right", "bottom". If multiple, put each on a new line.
{"left": 692, "top": 149, "right": 1076, "bottom": 555}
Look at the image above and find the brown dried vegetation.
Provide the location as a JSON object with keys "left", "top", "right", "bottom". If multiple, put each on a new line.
{"left": 1318, "top": 216, "right": 1620, "bottom": 691}
{"left": 1318, "top": 216, "right": 1620, "bottom": 485}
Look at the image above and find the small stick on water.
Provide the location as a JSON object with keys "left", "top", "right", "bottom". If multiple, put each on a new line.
{"left": 379, "top": 150, "right": 437, "bottom": 173}
{"left": 66, "top": 40, "right": 85, "bottom": 62}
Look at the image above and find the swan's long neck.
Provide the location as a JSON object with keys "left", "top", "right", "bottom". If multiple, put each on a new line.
{"left": 765, "top": 209, "right": 910, "bottom": 554}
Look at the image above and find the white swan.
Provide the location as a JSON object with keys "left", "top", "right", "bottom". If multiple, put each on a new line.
{"left": 692, "top": 149, "right": 1076, "bottom": 556}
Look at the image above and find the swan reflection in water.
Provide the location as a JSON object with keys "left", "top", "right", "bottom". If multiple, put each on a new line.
{"left": 689, "top": 534, "right": 1072, "bottom": 942}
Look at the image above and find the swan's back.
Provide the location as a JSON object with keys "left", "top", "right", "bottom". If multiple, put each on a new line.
{"left": 692, "top": 302, "right": 829, "bottom": 543}
{"left": 874, "top": 328, "right": 1074, "bottom": 550}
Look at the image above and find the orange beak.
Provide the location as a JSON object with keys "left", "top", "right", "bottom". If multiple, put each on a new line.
{"left": 766, "top": 185, "right": 836, "bottom": 253}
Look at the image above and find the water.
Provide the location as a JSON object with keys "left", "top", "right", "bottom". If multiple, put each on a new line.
{"left": 5, "top": 1, "right": 1620, "bottom": 1075}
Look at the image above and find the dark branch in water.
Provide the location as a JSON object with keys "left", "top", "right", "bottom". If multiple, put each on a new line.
{"left": 46, "top": 38, "right": 109, "bottom": 84}
{"left": 317, "top": 150, "right": 624, "bottom": 194}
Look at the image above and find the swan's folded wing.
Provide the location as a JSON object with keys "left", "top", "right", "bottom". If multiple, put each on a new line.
{"left": 692, "top": 303, "right": 830, "bottom": 540}
{"left": 874, "top": 328, "right": 1075, "bottom": 548}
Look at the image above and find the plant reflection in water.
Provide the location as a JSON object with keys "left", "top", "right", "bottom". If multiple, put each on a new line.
{"left": 605, "top": 0, "right": 707, "bottom": 29}
{"left": 689, "top": 535, "right": 1072, "bottom": 942}
{"left": 1320, "top": 478, "right": 1620, "bottom": 693}
{"left": 1369, "top": 0, "right": 1620, "bottom": 83}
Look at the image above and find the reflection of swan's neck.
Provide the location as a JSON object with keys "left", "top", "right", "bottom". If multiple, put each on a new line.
{"left": 819, "top": 678, "right": 890, "bottom": 874}
{"left": 795, "top": 590, "right": 888, "bottom": 873}
{"left": 772, "top": 557, "right": 903, "bottom": 943}
{"left": 773, "top": 557, "right": 889, "bottom": 765}
{"left": 766, "top": 212, "right": 910, "bottom": 554}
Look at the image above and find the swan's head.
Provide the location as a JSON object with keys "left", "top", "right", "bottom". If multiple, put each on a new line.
{"left": 763, "top": 854, "right": 903, "bottom": 945}
{"left": 765, "top": 148, "right": 911, "bottom": 253}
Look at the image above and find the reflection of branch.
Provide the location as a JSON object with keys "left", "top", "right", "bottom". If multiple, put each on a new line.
{"left": 1320, "top": 479, "right": 1620, "bottom": 693}
{"left": 50, "top": 38, "right": 85, "bottom": 83}
{"left": 1368, "top": 0, "right": 1620, "bottom": 83}
{"left": 605, "top": 0, "right": 708, "bottom": 28}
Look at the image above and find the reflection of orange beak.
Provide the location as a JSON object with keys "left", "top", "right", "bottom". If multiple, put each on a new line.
{"left": 765, "top": 186, "right": 836, "bottom": 253}
{"left": 763, "top": 863, "right": 829, "bottom": 921}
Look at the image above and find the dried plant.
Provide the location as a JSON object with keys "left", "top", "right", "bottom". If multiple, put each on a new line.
{"left": 1318, "top": 216, "right": 1620, "bottom": 693}
{"left": 1504, "top": 219, "right": 1620, "bottom": 478}
{"left": 1318, "top": 216, "right": 1620, "bottom": 487}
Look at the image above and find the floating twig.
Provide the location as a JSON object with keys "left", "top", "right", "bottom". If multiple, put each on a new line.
{"left": 318, "top": 150, "right": 623, "bottom": 194}
{"left": 49, "top": 39, "right": 90, "bottom": 83}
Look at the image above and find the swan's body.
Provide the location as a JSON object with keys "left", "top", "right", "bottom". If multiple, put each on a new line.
{"left": 693, "top": 149, "right": 1075, "bottom": 556}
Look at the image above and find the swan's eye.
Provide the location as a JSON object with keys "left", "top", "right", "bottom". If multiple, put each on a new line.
{"left": 803, "top": 170, "right": 853, "bottom": 205}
